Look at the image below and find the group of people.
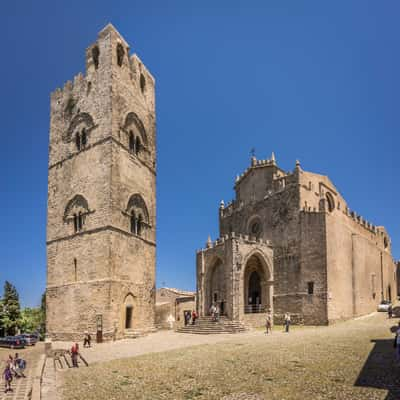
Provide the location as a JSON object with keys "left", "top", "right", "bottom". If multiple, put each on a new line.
{"left": 184, "top": 310, "right": 198, "bottom": 325}
{"left": 265, "top": 311, "right": 291, "bottom": 334}
{"left": 2, "top": 353, "right": 26, "bottom": 393}
{"left": 209, "top": 303, "right": 220, "bottom": 322}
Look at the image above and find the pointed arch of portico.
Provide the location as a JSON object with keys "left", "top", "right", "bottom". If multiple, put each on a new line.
{"left": 205, "top": 256, "right": 226, "bottom": 315}
{"left": 241, "top": 248, "right": 273, "bottom": 314}
{"left": 241, "top": 248, "right": 273, "bottom": 282}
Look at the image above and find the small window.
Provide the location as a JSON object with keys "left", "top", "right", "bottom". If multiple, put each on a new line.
{"left": 135, "top": 136, "right": 141, "bottom": 155}
{"left": 129, "top": 131, "right": 135, "bottom": 153}
{"left": 75, "top": 132, "right": 81, "bottom": 151}
{"left": 92, "top": 46, "right": 100, "bottom": 69}
{"left": 140, "top": 73, "right": 146, "bottom": 93}
{"left": 326, "top": 193, "right": 335, "bottom": 212}
{"left": 384, "top": 237, "right": 388, "bottom": 249}
{"left": 117, "top": 43, "right": 124, "bottom": 67}
{"left": 130, "top": 212, "right": 137, "bottom": 234}
{"left": 81, "top": 129, "right": 87, "bottom": 148}
{"left": 307, "top": 282, "right": 314, "bottom": 295}
{"left": 73, "top": 214, "right": 78, "bottom": 233}
{"left": 137, "top": 214, "right": 143, "bottom": 236}
{"left": 78, "top": 212, "right": 83, "bottom": 231}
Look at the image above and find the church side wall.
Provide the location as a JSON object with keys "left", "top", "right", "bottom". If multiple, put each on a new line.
{"left": 298, "top": 211, "right": 328, "bottom": 325}
{"left": 326, "top": 210, "right": 397, "bottom": 322}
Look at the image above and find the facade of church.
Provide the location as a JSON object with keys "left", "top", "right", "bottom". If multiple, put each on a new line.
{"left": 197, "top": 155, "right": 397, "bottom": 326}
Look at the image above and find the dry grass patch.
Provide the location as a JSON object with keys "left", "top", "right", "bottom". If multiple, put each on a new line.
{"left": 61, "top": 317, "right": 400, "bottom": 400}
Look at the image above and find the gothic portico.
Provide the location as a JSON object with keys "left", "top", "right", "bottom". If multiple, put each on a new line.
{"left": 197, "top": 234, "right": 274, "bottom": 327}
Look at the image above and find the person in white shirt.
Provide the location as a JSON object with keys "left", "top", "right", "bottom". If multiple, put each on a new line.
{"left": 167, "top": 314, "right": 175, "bottom": 330}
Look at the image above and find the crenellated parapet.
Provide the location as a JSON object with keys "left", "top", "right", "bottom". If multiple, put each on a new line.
{"left": 197, "top": 232, "right": 273, "bottom": 253}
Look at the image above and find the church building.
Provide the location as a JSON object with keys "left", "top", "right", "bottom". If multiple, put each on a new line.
{"left": 197, "top": 154, "right": 397, "bottom": 326}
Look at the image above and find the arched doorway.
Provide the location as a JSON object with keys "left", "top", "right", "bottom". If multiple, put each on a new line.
{"left": 243, "top": 254, "right": 271, "bottom": 314}
{"left": 248, "top": 271, "right": 262, "bottom": 312}
{"left": 123, "top": 294, "right": 135, "bottom": 330}
{"left": 206, "top": 259, "right": 226, "bottom": 315}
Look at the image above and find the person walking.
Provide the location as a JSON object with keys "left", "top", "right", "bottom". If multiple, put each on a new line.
{"left": 215, "top": 304, "right": 220, "bottom": 322}
{"left": 13, "top": 353, "right": 26, "bottom": 378}
{"left": 210, "top": 304, "right": 216, "bottom": 322}
{"left": 191, "top": 310, "right": 197, "bottom": 325}
{"left": 83, "top": 332, "right": 91, "bottom": 348}
{"left": 265, "top": 310, "right": 272, "bottom": 334}
{"left": 166, "top": 313, "right": 175, "bottom": 330}
{"left": 284, "top": 313, "right": 291, "bottom": 333}
{"left": 70, "top": 343, "right": 79, "bottom": 367}
{"left": 394, "top": 322, "right": 400, "bottom": 363}
{"left": 3, "top": 362, "right": 13, "bottom": 393}
{"left": 388, "top": 304, "right": 393, "bottom": 319}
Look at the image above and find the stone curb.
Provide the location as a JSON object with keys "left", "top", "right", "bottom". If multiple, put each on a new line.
{"left": 31, "top": 354, "right": 46, "bottom": 400}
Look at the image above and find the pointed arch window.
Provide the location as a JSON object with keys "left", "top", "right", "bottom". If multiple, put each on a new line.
{"left": 75, "top": 128, "right": 88, "bottom": 151}
{"left": 126, "top": 194, "right": 149, "bottom": 237}
{"left": 122, "top": 112, "right": 148, "bottom": 157}
{"left": 64, "top": 195, "right": 91, "bottom": 234}
{"left": 135, "top": 137, "right": 141, "bottom": 155}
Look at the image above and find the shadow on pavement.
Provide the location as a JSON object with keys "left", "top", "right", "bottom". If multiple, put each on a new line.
{"left": 354, "top": 339, "right": 400, "bottom": 400}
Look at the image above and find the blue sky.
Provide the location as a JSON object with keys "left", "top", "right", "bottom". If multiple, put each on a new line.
{"left": 1, "top": 1, "right": 400, "bottom": 307}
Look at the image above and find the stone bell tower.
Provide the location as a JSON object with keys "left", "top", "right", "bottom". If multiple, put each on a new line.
{"left": 46, "top": 24, "right": 156, "bottom": 341}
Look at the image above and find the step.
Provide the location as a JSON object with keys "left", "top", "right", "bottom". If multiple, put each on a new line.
{"left": 177, "top": 318, "right": 247, "bottom": 335}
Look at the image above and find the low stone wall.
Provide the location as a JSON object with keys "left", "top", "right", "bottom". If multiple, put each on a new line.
{"left": 273, "top": 313, "right": 304, "bottom": 325}
{"left": 241, "top": 313, "right": 267, "bottom": 328}
{"left": 31, "top": 354, "right": 46, "bottom": 400}
{"left": 155, "top": 303, "right": 174, "bottom": 329}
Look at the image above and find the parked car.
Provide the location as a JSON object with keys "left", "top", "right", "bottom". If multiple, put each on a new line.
{"left": 19, "top": 334, "right": 38, "bottom": 346}
{"left": 0, "top": 336, "right": 25, "bottom": 349}
{"left": 377, "top": 300, "right": 392, "bottom": 312}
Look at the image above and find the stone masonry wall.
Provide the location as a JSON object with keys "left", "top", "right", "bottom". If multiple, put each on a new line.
{"left": 46, "top": 24, "right": 156, "bottom": 341}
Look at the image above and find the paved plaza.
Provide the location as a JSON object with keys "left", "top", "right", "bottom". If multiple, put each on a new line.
{"left": 54, "top": 312, "right": 400, "bottom": 400}
{"left": 0, "top": 343, "right": 43, "bottom": 400}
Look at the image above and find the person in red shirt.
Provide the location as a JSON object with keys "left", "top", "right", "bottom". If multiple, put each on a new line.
{"left": 70, "top": 343, "right": 79, "bottom": 367}
{"left": 191, "top": 310, "right": 197, "bottom": 325}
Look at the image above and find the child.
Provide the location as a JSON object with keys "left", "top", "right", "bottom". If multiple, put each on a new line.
{"left": 3, "top": 362, "right": 13, "bottom": 393}
{"left": 14, "top": 354, "right": 26, "bottom": 378}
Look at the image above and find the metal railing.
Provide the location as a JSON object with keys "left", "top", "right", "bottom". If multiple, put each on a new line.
{"left": 244, "top": 304, "right": 266, "bottom": 314}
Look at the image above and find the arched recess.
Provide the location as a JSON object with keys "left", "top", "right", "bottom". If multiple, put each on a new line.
{"left": 125, "top": 194, "right": 150, "bottom": 236}
{"left": 242, "top": 251, "right": 272, "bottom": 314}
{"left": 247, "top": 215, "right": 263, "bottom": 240}
{"left": 122, "top": 112, "right": 148, "bottom": 147}
{"left": 123, "top": 293, "right": 136, "bottom": 330}
{"left": 64, "top": 194, "right": 91, "bottom": 233}
{"left": 326, "top": 192, "right": 335, "bottom": 212}
{"left": 64, "top": 112, "right": 95, "bottom": 143}
{"left": 205, "top": 257, "right": 226, "bottom": 315}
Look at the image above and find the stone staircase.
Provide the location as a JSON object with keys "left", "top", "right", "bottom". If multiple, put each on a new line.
{"left": 177, "top": 316, "right": 247, "bottom": 334}
{"left": 124, "top": 329, "right": 146, "bottom": 339}
{"left": 124, "top": 326, "right": 157, "bottom": 339}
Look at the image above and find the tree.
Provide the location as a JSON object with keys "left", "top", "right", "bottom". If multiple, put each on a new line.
{"left": 20, "top": 307, "right": 42, "bottom": 333}
{"left": 40, "top": 292, "right": 46, "bottom": 336}
{"left": 2, "top": 281, "right": 21, "bottom": 335}
{"left": 0, "top": 299, "right": 5, "bottom": 337}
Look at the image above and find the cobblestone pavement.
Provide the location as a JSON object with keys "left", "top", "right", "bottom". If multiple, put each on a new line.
{"left": 0, "top": 343, "right": 43, "bottom": 400}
